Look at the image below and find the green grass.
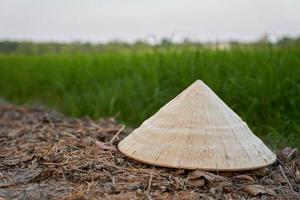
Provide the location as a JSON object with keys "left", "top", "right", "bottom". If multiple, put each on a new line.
{"left": 0, "top": 46, "right": 300, "bottom": 148}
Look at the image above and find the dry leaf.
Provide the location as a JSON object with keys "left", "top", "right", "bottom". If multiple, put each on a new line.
{"left": 243, "top": 185, "right": 276, "bottom": 196}
{"left": 188, "top": 170, "right": 227, "bottom": 182}
{"left": 252, "top": 167, "right": 269, "bottom": 176}
{"left": 94, "top": 140, "right": 116, "bottom": 151}
{"left": 174, "top": 169, "right": 185, "bottom": 175}
{"left": 233, "top": 174, "right": 254, "bottom": 182}
{"left": 189, "top": 178, "right": 205, "bottom": 187}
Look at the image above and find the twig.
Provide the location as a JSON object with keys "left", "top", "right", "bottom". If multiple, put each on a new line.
{"left": 42, "top": 162, "right": 65, "bottom": 166}
{"left": 278, "top": 165, "right": 294, "bottom": 192}
{"left": 61, "top": 131, "right": 77, "bottom": 138}
{"left": 108, "top": 125, "right": 125, "bottom": 145}
{"left": 146, "top": 193, "right": 152, "bottom": 200}
{"left": 146, "top": 173, "right": 153, "bottom": 200}
{"left": 147, "top": 173, "right": 153, "bottom": 193}
{"left": 287, "top": 148, "right": 297, "bottom": 159}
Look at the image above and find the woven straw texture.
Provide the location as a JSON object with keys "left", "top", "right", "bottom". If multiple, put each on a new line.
{"left": 118, "top": 80, "right": 276, "bottom": 171}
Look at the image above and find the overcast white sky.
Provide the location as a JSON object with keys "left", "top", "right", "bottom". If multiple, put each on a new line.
{"left": 0, "top": 0, "right": 300, "bottom": 43}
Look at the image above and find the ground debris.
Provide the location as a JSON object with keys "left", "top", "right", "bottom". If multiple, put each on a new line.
{"left": 0, "top": 103, "right": 299, "bottom": 200}
{"left": 233, "top": 174, "right": 255, "bottom": 182}
{"left": 187, "top": 170, "right": 228, "bottom": 182}
{"left": 0, "top": 168, "right": 42, "bottom": 188}
{"left": 294, "top": 159, "right": 300, "bottom": 183}
{"left": 243, "top": 184, "right": 277, "bottom": 196}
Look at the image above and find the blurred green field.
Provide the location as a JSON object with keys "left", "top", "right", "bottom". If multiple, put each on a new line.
{"left": 0, "top": 46, "right": 299, "bottom": 148}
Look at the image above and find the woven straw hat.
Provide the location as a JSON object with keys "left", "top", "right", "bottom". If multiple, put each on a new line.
{"left": 118, "top": 80, "right": 276, "bottom": 171}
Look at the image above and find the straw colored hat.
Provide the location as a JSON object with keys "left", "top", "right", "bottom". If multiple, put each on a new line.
{"left": 118, "top": 80, "right": 276, "bottom": 171}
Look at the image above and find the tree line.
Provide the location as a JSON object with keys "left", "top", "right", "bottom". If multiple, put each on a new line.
{"left": 0, "top": 36, "right": 299, "bottom": 54}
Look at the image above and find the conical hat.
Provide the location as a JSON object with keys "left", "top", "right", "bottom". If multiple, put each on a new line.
{"left": 118, "top": 80, "right": 276, "bottom": 171}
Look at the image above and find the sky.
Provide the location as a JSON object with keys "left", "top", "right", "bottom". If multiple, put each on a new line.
{"left": 0, "top": 0, "right": 300, "bottom": 43}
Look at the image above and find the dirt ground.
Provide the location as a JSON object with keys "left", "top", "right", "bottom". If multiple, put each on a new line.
{"left": 0, "top": 104, "right": 299, "bottom": 200}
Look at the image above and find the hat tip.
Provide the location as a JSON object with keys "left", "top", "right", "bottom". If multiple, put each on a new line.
{"left": 192, "top": 79, "right": 204, "bottom": 86}
{"left": 195, "top": 79, "right": 203, "bottom": 83}
{"left": 187, "top": 80, "right": 205, "bottom": 89}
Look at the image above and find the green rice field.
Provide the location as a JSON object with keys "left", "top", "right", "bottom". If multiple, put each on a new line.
{"left": 0, "top": 45, "right": 299, "bottom": 148}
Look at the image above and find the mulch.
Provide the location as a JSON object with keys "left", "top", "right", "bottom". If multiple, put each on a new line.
{"left": 0, "top": 103, "right": 299, "bottom": 200}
